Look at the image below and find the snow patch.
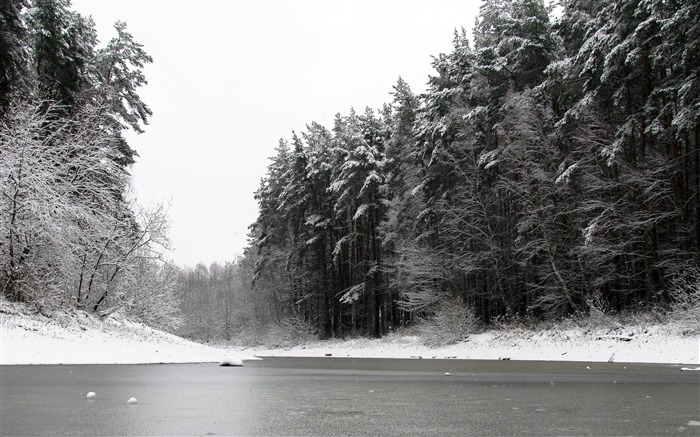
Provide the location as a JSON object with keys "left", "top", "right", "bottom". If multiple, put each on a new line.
{"left": 555, "top": 162, "right": 578, "bottom": 184}
{"left": 251, "top": 326, "right": 698, "bottom": 365}
{"left": 0, "top": 300, "right": 250, "bottom": 365}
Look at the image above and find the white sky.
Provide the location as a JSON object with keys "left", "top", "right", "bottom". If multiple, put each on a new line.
{"left": 71, "top": 0, "right": 481, "bottom": 267}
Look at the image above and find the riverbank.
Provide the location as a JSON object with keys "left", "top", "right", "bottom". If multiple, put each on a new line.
{"left": 250, "top": 324, "right": 699, "bottom": 365}
{"left": 1, "top": 299, "right": 698, "bottom": 365}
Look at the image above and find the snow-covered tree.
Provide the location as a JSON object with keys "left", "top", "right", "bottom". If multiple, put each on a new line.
{"left": 0, "top": 101, "right": 126, "bottom": 306}
{"left": 90, "top": 20, "right": 152, "bottom": 166}
{"left": 28, "top": 0, "right": 97, "bottom": 112}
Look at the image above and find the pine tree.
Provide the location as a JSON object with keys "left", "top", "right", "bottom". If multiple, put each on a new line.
{"left": 0, "top": 0, "right": 29, "bottom": 114}
{"left": 381, "top": 78, "right": 422, "bottom": 328}
{"left": 252, "top": 139, "right": 295, "bottom": 321}
{"left": 92, "top": 21, "right": 153, "bottom": 166}
{"left": 327, "top": 109, "right": 389, "bottom": 336}
{"left": 29, "top": 0, "right": 97, "bottom": 112}
{"left": 300, "top": 122, "right": 336, "bottom": 336}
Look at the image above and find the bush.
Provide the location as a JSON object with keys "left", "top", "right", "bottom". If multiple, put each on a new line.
{"left": 415, "top": 296, "right": 478, "bottom": 347}
{"left": 227, "top": 312, "right": 319, "bottom": 348}
{"left": 668, "top": 268, "right": 700, "bottom": 335}
{"left": 260, "top": 313, "right": 319, "bottom": 347}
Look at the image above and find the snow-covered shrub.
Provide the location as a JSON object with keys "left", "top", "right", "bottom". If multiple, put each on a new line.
{"left": 415, "top": 296, "right": 477, "bottom": 347}
{"left": 258, "top": 312, "right": 318, "bottom": 348}
{"left": 584, "top": 290, "right": 612, "bottom": 325}
{"left": 668, "top": 269, "right": 700, "bottom": 335}
{"left": 123, "top": 257, "right": 182, "bottom": 333}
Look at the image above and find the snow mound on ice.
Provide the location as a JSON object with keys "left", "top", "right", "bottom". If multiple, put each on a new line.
{"left": 219, "top": 356, "right": 243, "bottom": 367}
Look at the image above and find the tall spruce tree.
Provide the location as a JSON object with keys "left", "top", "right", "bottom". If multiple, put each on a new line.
{"left": 29, "top": 0, "right": 96, "bottom": 112}
{"left": 92, "top": 20, "right": 152, "bottom": 166}
{"left": 0, "top": 0, "right": 28, "bottom": 114}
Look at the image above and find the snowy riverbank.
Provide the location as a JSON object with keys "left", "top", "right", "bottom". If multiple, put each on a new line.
{"left": 252, "top": 325, "right": 699, "bottom": 365}
{"left": 0, "top": 303, "right": 226, "bottom": 365}
{"left": 1, "top": 301, "right": 698, "bottom": 365}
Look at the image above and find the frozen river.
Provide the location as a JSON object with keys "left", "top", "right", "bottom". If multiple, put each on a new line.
{"left": 1, "top": 359, "right": 698, "bottom": 436}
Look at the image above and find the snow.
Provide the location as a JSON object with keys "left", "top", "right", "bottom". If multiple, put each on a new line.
{"left": 252, "top": 327, "right": 699, "bottom": 365}
{"left": 1, "top": 300, "right": 698, "bottom": 365}
{"left": 0, "top": 302, "right": 237, "bottom": 365}
{"left": 555, "top": 162, "right": 578, "bottom": 185}
{"left": 219, "top": 356, "right": 244, "bottom": 367}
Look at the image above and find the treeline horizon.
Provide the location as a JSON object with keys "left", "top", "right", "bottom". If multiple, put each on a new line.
{"left": 175, "top": 0, "right": 700, "bottom": 341}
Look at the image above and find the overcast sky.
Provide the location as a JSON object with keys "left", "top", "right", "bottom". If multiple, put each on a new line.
{"left": 71, "top": 0, "right": 481, "bottom": 267}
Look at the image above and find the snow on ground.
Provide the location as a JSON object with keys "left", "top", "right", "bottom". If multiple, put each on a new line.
{"left": 252, "top": 326, "right": 699, "bottom": 365}
{"left": 0, "top": 302, "right": 228, "bottom": 365}
{"left": 1, "top": 299, "right": 698, "bottom": 365}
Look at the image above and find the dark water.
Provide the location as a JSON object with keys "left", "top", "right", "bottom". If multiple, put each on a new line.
{"left": 1, "top": 360, "right": 698, "bottom": 436}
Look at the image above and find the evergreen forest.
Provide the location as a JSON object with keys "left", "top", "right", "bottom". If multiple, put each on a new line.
{"left": 231, "top": 0, "right": 700, "bottom": 340}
